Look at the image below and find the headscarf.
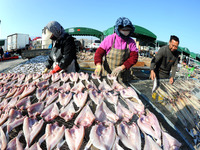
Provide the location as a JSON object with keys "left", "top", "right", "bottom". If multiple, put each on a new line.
{"left": 114, "top": 17, "right": 135, "bottom": 40}
{"left": 45, "top": 21, "right": 66, "bottom": 40}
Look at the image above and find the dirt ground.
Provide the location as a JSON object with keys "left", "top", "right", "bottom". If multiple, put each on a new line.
{"left": 0, "top": 58, "right": 28, "bottom": 73}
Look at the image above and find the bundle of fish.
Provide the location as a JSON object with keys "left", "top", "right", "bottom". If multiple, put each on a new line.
{"left": 8, "top": 56, "right": 48, "bottom": 74}
{"left": 155, "top": 79, "right": 200, "bottom": 146}
{"left": 0, "top": 72, "right": 183, "bottom": 150}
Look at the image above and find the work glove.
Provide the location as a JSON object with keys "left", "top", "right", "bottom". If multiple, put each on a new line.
{"left": 94, "top": 64, "right": 102, "bottom": 76}
{"left": 111, "top": 66, "right": 124, "bottom": 77}
{"left": 42, "top": 68, "right": 48, "bottom": 74}
{"left": 49, "top": 64, "right": 62, "bottom": 74}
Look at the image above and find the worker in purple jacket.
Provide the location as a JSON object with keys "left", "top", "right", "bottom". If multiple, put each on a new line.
{"left": 94, "top": 17, "right": 138, "bottom": 83}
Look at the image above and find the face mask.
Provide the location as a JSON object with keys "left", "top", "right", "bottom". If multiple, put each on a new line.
{"left": 50, "top": 35, "right": 57, "bottom": 40}
{"left": 120, "top": 30, "right": 130, "bottom": 36}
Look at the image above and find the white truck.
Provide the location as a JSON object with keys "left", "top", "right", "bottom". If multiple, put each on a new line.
{"left": 7, "top": 33, "right": 29, "bottom": 53}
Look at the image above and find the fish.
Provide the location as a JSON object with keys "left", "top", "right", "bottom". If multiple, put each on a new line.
{"left": 152, "top": 77, "right": 157, "bottom": 93}
{"left": 117, "top": 121, "right": 141, "bottom": 150}
{"left": 41, "top": 102, "right": 59, "bottom": 121}
{"left": 27, "top": 102, "right": 44, "bottom": 118}
{"left": 60, "top": 72, "right": 69, "bottom": 82}
{"left": 98, "top": 79, "right": 113, "bottom": 92}
{"left": 79, "top": 72, "right": 89, "bottom": 81}
{"left": 36, "top": 87, "right": 47, "bottom": 101}
{"left": 86, "top": 122, "right": 116, "bottom": 150}
{"left": 95, "top": 102, "right": 119, "bottom": 124}
{"left": 23, "top": 116, "right": 44, "bottom": 148}
{"left": 59, "top": 101, "right": 76, "bottom": 122}
{"left": 74, "top": 104, "right": 95, "bottom": 127}
{"left": 6, "top": 131, "right": 23, "bottom": 150}
{"left": 71, "top": 81, "right": 85, "bottom": 94}
{"left": 119, "top": 87, "right": 139, "bottom": 99}
{"left": 38, "top": 122, "right": 65, "bottom": 150}
{"left": 137, "top": 113, "right": 161, "bottom": 146}
{"left": 65, "top": 125, "right": 85, "bottom": 150}
{"left": 143, "top": 134, "right": 162, "bottom": 150}
{"left": 73, "top": 91, "right": 88, "bottom": 109}
{"left": 57, "top": 92, "right": 72, "bottom": 107}
{"left": 19, "top": 84, "right": 36, "bottom": 100}
{"left": 115, "top": 102, "right": 134, "bottom": 122}
{"left": 0, "top": 126, "right": 7, "bottom": 150}
{"left": 103, "top": 91, "right": 118, "bottom": 105}
{"left": 112, "top": 136, "right": 124, "bottom": 150}
{"left": 162, "top": 131, "right": 182, "bottom": 150}
{"left": 88, "top": 89, "right": 104, "bottom": 105}
{"left": 16, "top": 96, "right": 31, "bottom": 110}
{"left": 69, "top": 72, "right": 79, "bottom": 83}
{"left": 51, "top": 73, "right": 60, "bottom": 82}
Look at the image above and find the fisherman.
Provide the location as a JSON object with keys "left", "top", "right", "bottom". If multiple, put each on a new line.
{"left": 94, "top": 17, "right": 138, "bottom": 83}
{"left": 43, "top": 21, "right": 79, "bottom": 74}
{"left": 150, "top": 35, "right": 180, "bottom": 84}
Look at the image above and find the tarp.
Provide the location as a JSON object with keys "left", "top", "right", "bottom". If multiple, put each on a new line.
{"left": 103, "top": 25, "right": 157, "bottom": 40}
{"left": 190, "top": 52, "right": 196, "bottom": 59}
{"left": 65, "top": 27, "right": 103, "bottom": 40}
{"left": 0, "top": 40, "right": 5, "bottom": 46}
{"left": 178, "top": 46, "right": 190, "bottom": 56}
{"left": 156, "top": 40, "right": 168, "bottom": 47}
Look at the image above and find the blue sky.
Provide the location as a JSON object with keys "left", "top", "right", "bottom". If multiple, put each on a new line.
{"left": 0, "top": 0, "right": 199, "bottom": 54}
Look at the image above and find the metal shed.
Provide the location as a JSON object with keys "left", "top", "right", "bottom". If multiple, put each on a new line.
{"left": 65, "top": 27, "right": 104, "bottom": 40}
{"left": 103, "top": 25, "right": 157, "bottom": 41}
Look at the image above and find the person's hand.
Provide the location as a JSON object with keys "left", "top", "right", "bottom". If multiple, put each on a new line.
{"left": 94, "top": 64, "right": 102, "bottom": 76}
{"left": 169, "top": 77, "right": 174, "bottom": 84}
{"left": 49, "top": 64, "right": 62, "bottom": 74}
{"left": 150, "top": 70, "right": 156, "bottom": 80}
{"left": 42, "top": 68, "right": 48, "bottom": 74}
{"left": 111, "top": 66, "right": 124, "bottom": 77}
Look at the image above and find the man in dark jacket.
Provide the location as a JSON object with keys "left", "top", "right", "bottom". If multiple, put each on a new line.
{"left": 150, "top": 35, "right": 179, "bottom": 84}
{"left": 43, "top": 21, "right": 79, "bottom": 74}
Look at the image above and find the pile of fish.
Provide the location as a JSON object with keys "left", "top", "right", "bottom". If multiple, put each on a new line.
{"left": 0, "top": 72, "right": 182, "bottom": 150}
{"left": 155, "top": 79, "right": 200, "bottom": 146}
{"left": 8, "top": 56, "right": 48, "bottom": 74}
{"left": 76, "top": 51, "right": 94, "bottom": 61}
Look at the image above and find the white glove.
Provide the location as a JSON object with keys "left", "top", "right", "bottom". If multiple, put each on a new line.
{"left": 111, "top": 66, "right": 124, "bottom": 77}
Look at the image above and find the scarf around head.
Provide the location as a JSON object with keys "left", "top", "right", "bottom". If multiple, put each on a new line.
{"left": 114, "top": 17, "right": 135, "bottom": 40}
{"left": 46, "top": 21, "right": 66, "bottom": 40}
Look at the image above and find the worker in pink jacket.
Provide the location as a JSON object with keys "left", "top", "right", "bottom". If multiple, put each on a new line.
{"left": 94, "top": 17, "right": 138, "bottom": 83}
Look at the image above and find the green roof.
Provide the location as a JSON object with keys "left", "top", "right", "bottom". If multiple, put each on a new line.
{"left": 178, "top": 46, "right": 190, "bottom": 55}
{"left": 65, "top": 27, "right": 103, "bottom": 39}
{"left": 103, "top": 25, "right": 157, "bottom": 40}
{"left": 156, "top": 40, "right": 168, "bottom": 47}
{"left": 190, "top": 52, "right": 196, "bottom": 59}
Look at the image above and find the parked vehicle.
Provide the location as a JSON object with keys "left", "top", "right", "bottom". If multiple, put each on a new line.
{"left": 89, "top": 40, "right": 100, "bottom": 49}
{"left": 7, "top": 33, "right": 30, "bottom": 54}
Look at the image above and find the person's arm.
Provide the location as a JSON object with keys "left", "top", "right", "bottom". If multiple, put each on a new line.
{"left": 123, "top": 51, "right": 138, "bottom": 69}
{"left": 150, "top": 49, "right": 164, "bottom": 70}
{"left": 58, "top": 36, "right": 76, "bottom": 69}
{"left": 45, "top": 55, "right": 54, "bottom": 69}
{"left": 171, "top": 57, "right": 178, "bottom": 78}
{"left": 94, "top": 47, "right": 106, "bottom": 65}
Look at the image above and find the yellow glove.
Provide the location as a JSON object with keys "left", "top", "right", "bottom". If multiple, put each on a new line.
{"left": 94, "top": 64, "right": 102, "bottom": 76}
{"left": 42, "top": 68, "right": 48, "bottom": 74}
